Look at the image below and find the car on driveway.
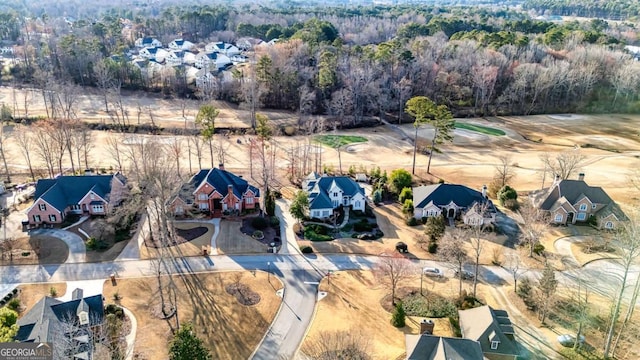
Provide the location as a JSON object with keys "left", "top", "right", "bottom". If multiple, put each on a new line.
{"left": 423, "top": 267, "right": 444, "bottom": 277}
{"left": 557, "top": 334, "right": 585, "bottom": 347}
{"left": 454, "top": 269, "right": 475, "bottom": 280}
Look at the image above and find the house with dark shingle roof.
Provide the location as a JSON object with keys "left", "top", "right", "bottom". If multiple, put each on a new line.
{"left": 412, "top": 184, "right": 496, "bottom": 227}
{"left": 530, "top": 173, "right": 626, "bottom": 230}
{"left": 405, "top": 334, "right": 485, "bottom": 360}
{"left": 169, "top": 165, "right": 259, "bottom": 217}
{"left": 27, "top": 173, "right": 127, "bottom": 226}
{"left": 458, "top": 306, "right": 519, "bottom": 360}
{"left": 168, "top": 38, "right": 194, "bottom": 51}
{"left": 303, "top": 172, "right": 366, "bottom": 219}
{"left": 135, "top": 36, "right": 162, "bottom": 48}
{"left": 15, "top": 288, "right": 104, "bottom": 359}
{"left": 205, "top": 41, "right": 241, "bottom": 57}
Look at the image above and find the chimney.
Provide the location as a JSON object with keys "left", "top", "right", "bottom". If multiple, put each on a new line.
{"left": 219, "top": 163, "right": 225, "bottom": 171}
{"left": 578, "top": 172, "right": 585, "bottom": 181}
{"left": 554, "top": 174, "right": 561, "bottom": 185}
{"left": 72, "top": 288, "right": 83, "bottom": 300}
{"left": 420, "top": 319, "right": 435, "bottom": 335}
{"left": 84, "top": 169, "right": 94, "bottom": 176}
{"left": 482, "top": 185, "right": 487, "bottom": 198}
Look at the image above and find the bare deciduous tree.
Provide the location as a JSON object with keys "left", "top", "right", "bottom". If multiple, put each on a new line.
{"left": 438, "top": 228, "right": 469, "bottom": 296}
{"left": 540, "top": 150, "right": 586, "bottom": 181}
{"left": 304, "top": 329, "right": 371, "bottom": 360}
{"left": 517, "top": 200, "right": 549, "bottom": 257}
{"left": 105, "top": 135, "right": 123, "bottom": 171}
{"left": 0, "top": 122, "right": 11, "bottom": 182}
{"left": 374, "top": 253, "right": 415, "bottom": 306}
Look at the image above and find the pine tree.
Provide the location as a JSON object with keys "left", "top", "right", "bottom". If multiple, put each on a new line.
{"left": 391, "top": 302, "right": 406, "bottom": 328}
{"left": 169, "top": 323, "right": 211, "bottom": 360}
{"left": 536, "top": 262, "right": 558, "bottom": 324}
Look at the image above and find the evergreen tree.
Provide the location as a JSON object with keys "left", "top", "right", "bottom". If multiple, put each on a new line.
{"left": 391, "top": 302, "right": 406, "bottom": 328}
{"left": 169, "top": 323, "right": 211, "bottom": 360}
{"left": 536, "top": 262, "right": 558, "bottom": 324}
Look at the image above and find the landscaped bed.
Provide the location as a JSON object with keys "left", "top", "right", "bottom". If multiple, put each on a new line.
{"left": 240, "top": 216, "right": 281, "bottom": 249}
{"left": 144, "top": 226, "right": 209, "bottom": 248}
{"left": 455, "top": 122, "right": 506, "bottom": 136}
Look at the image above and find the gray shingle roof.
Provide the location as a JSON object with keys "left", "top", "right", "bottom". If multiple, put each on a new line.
{"left": 539, "top": 180, "right": 612, "bottom": 210}
{"left": 177, "top": 168, "right": 259, "bottom": 203}
{"left": 406, "top": 334, "right": 484, "bottom": 360}
{"left": 413, "top": 184, "right": 492, "bottom": 210}
{"left": 305, "top": 175, "right": 365, "bottom": 210}
{"left": 458, "top": 306, "right": 519, "bottom": 358}
{"left": 33, "top": 174, "right": 121, "bottom": 212}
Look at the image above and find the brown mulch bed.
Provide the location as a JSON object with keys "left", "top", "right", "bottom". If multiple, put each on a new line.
{"left": 225, "top": 283, "right": 261, "bottom": 306}
{"left": 240, "top": 217, "right": 280, "bottom": 247}
{"left": 144, "top": 226, "right": 208, "bottom": 248}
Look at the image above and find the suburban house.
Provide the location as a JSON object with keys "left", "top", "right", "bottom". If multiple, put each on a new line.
{"left": 139, "top": 46, "right": 169, "bottom": 62}
{"left": 195, "top": 52, "right": 232, "bottom": 70}
{"left": 230, "top": 54, "right": 249, "bottom": 63}
{"left": 15, "top": 288, "right": 104, "bottom": 359}
{"left": 530, "top": 173, "right": 626, "bottom": 229}
{"left": 458, "top": 306, "right": 519, "bottom": 360}
{"left": 168, "top": 38, "right": 195, "bottom": 51}
{"left": 412, "top": 184, "right": 496, "bottom": 226}
{"left": 205, "top": 41, "right": 241, "bottom": 56}
{"left": 26, "top": 173, "right": 128, "bottom": 226}
{"left": 195, "top": 69, "right": 218, "bottom": 90}
{"left": 169, "top": 165, "right": 259, "bottom": 217}
{"left": 405, "top": 335, "right": 485, "bottom": 360}
{"left": 135, "top": 36, "right": 162, "bottom": 48}
{"left": 303, "top": 172, "right": 367, "bottom": 219}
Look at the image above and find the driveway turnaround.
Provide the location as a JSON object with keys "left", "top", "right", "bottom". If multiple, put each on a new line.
{"left": 30, "top": 228, "right": 86, "bottom": 263}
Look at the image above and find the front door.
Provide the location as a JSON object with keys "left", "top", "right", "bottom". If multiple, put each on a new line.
{"left": 567, "top": 212, "right": 574, "bottom": 224}
{"left": 213, "top": 199, "right": 222, "bottom": 210}
{"left": 448, "top": 208, "right": 455, "bottom": 218}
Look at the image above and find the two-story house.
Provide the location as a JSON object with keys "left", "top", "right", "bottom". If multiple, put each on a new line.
{"left": 27, "top": 173, "right": 128, "bottom": 226}
{"left": 139, "top": 46, "right": 169, "bottom": 62}
{"left": 458, "top": 306, "right": 519, "bottom": 360}
{"left": 135, "top": 36, "right": 162, "bottom": 48}
{"left": 195, "top": 52, "right": 232, "bottom": 71}
{"left": 412, "top": 184, "right": 496, "bottom": 227}
{"left": 168, "top": 38, "right": 195, "bottom": 51}
{"left": 303, "top": 172, "right": 367, "bottom": 219}
{"left": 169, "top": 165, "right": 259, "bottom": 217}
{"left": 530, "top": 173, "right": 627, "bottom": 229}
{"left": 205, "top": 41, "right": 241, "bottom": 56}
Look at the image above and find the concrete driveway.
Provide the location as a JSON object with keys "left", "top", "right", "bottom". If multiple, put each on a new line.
{"left": 29, "top": 228, "right": 86, "bottom": 263}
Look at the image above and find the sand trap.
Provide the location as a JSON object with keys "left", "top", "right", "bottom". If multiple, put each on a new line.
{"left": 345, "top": 144, "right": 371, "bottom": 153}
{"left": 548, "top": 114, "right": 585, "bottom": 120}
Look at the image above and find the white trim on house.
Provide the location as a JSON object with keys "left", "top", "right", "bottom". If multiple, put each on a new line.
{"left": 554, "top": 213, "right": 564, "bottom": 222}
{"left": 27, "top": 198, "right": 63, "bottom": 215}
{"left": 77, "top": 190, "right": 108, "bottom": 207}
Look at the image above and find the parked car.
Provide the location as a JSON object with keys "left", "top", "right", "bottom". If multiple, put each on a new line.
{"left": 422, "top": 267, "right": 444, "bottom": 277}
{"left": 557, "top": 334, "right": 585, "bottom": 347}
{"left": 395, "top": 241, "right": 408, "bottom": 253}
{"left": 454, "top": 269, "right": 475, "bottom": 280}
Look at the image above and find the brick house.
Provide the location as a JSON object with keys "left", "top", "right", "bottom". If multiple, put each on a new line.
{"left": 26, "top": 173, "right": 128, "bottom": 226}
{"left": 530, "top": 173, "right": 627, "bottom": 230}
{"left": 169, "top": 165, "right": 259, "bottom": 217}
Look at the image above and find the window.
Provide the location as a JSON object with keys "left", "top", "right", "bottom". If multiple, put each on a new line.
{"left": 246, "top": 197, "right": 254, "bottom": 204}
{"left": 312, "top": 211, "right": 319, "bottom": 217}
{"left": 198, "top": 193, "right": 208, "bottom": 200}
{"left": 579, "top": 204, "right": 587, "bottom": 211}
{"left": 592, "top": 204, "right": 597, "bottom": 209}
{"left": 92, "top": 204, "right": 104, "bottom": 213}
{"left": 175, "top": 206, "right": 183, "bottom": 214}
{"left": 90, "top": 193, "right": 95, "bottom": 200}
{"left": 322, "top": 210, "right": 330, "bottom": 217}
{"left": 33, "top": 215, "right": 41, "bottom": 223}
{"left": 554, "top": 214, "right": 563, "bottom": 222}
{"left": 199, "top": 203, "right": 209, "bottom": 210}
{"left": 79, "top": 311, "right": 89, "bottom": 325}
{"left": 491, "top": 341, "right": 500, "bottom": 350}
{"left": 577, "top": 213, "right": 586, "bottom": 221}
{"left": 70, "top": 205, "right": 81, "bottom": 211}
{"left": 49, "top": 214, "right": 56, "bottom": 222}
{"left": 38, "top": 203, "right": 46, "bottom": 211}
{"left": 354, "top": 201, "right": 360, "bottom": 209}
{"left": 606, "top": 221, "right": 614, "bottom": 229}
{"left": 333, "top": 192, "right": 338, "bottom": 197}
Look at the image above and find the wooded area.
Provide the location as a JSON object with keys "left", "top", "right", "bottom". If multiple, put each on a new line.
{"left": 0, "top": 2, "right": 639, "bottom": 126}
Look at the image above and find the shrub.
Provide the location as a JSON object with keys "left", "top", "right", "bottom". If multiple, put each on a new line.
{"left": 427, "top": 241, "right": 438, "bottom": 254}
{"left": 112, "top": 292, "right": 122, "bottom": 301}
{"left": 402, "top": 199, "right": 414, "bottom": 214}
{"left": 406, "top": 217, "right": 418, "bottom": 226}
{"left": 341, "top": 223, "right": 353, "bottom": 232}
{"left": 0, "top": 300, "right": 5, "bottom": 306}
{"left": 49, "top": 287, "right": 58, "bottom": 297}
{"left": 388, "top": 169, "right": 412, "bottom": 194}
{"left": 105, "top": 304, "right": 125, "bottom": 319}
{"left": 503, "top": 198, "right": 519, "bottom": 210}
{"left": 399, "top": 187, "right": 413, "bottom": 204}
{"left": 497, "top": 185, "right": 518, "bottom": 206}
{"left": 517, "top": 277, "right": 537, "bottom": 310}
{"left": 421, "top": 217, "right": 428, "bottom": 224}
{"left": 7, "top": 298, "right": 20, "bottom": 311}
{"left": 372, "top": 189, "right": 383, "bottom": 204}
{"left": 304, "top": 227, "right": 333, "bottom": 241}
{"left": 587, "top": 214, "right": 598, "bottom": 226}
{"left": 424, "top": 216, "right": 445, "bottom": 242}
{"left": 11, "top": 289, "right": 17, "bottom": 295}
{"left": 86, "top": 237, "right": 97, "bottom": 250}
{"left": 252, "top": 230, "right": 264, "bottom": 239}
{"left": 300, "top": 245, "right": 314, "bottom": 254}
{"left": 270, "top": 216, "right": 280, "bottom": 227}
{"left": 533, "top": 243, "right": 545, "bottom": 256}
{"left": 391, "top": 302, "right": 406, "bottom": 328}
{"left": 251, "top": 216, "right": 269, "bottom": 230}
{"left": 21, "top": 252, "right": 30, "bottom": 257}
{"left": 353, "top": 222, "right": 372, "bottom": 232}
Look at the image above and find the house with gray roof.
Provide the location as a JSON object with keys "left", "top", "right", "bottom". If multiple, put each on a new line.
{"left": 169, "top": 164, "right": 259, "bottom": 217}
{"left": 16, "top": 288, "right": 104, "bottom": 359}
{"left": 405, "top": 334, "right": 485, "bottom": 360}
{"left": 530, "top": 173, "right": 626, "bottom": 230}
{"left": 168, "top": 38, "right": 195, "bottom": 51}
{"left": 135, "top": 36, "right": 162, "bottom": 48}
{"left": 26, "top": 173, "right": 127, "bottom": 226}
{"left": 412, "top": 184, "right": 496, "bottom": 227}
{"left": 458, "top": 306, "right": 519, "bottom": 360}
{"left": 303, "top": 172, "right": 366, "bottom": 219}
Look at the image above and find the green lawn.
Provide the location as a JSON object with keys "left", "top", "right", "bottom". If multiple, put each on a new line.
{"left": 314, "top": 135, "right": 368, "bottom": 148}
{"left": 455, "top": 123, "right": 505, "bottom": 136}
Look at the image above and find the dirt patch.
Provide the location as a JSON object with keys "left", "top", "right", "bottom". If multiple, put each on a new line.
{"left": 225, "top": 283, "right": 261, "bottom": 306}
{"left": 0, "top": 236, "right": 69, "bottom": 265}
{"left": 102, "top": 271, "right": 282, "bottom": 360}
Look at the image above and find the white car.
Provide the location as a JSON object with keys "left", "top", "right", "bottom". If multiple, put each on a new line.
{"left": 422, "top": 267, "right": 444, "bottom": 277}
{"left": 557, "top": 334, "right": 585, "bottom": 347}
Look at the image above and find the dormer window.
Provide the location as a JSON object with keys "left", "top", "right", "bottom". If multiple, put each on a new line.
{"left": 491, "top": 341, "right": 500, "bottom": 350}
{"left": 79, "top": 311, "right": 89, "bottom": 325}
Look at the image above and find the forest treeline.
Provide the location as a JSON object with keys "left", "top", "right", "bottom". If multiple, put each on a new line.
{"left": 0, "top": 2, "right": 639, "bottom": 125}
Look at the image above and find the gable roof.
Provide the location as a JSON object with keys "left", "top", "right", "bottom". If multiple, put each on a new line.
{"left": 458, "top": 306, "right": 518, "bottom": 357}
{"left": 406, "top": 334, "right": 484, "bottom": 360}
{"left": 16, "top": 291, "right": 104, "bottom": 343}
{"left": 539, "top": 180, "right": 613, "bottom": 210}
{"left": 304, "top": 174, "right": 365, "bottom": 210}
{"left": 32, "top": 174, "right": 121, "bottom": 212}
{"left": 184, "top": 168, "right": 259, "bottom": 201}
{"left": 413, "top": 184, "right": 492, "bottom": 210}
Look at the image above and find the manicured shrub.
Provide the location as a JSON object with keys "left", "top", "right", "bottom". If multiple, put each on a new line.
{"left": 7, "top": 298, "right": 20, "bottom": 312}
{"left": 406, "top": 217, "right": 418, "bottom": 226}
{"left": 49, "top": 287, "right": 58, "bottom": 297}
{"left": 399, "top": 187, "right": 413, "bottom": 204}
{"left": 270, "top": 216, "right": 280, "bottom": 227}
{"left": 251, "top": 216, "right": 269, "bottom": 230}
{"left": 391, "top": 302, "right": 406, "bottom": 328}
{"left": 402, "top": 199, "right": 414, "bottom": 215}
{"left": 428, "top": 241, "right": 438, "bottom": 254}
{"left": 252, "top": 230, "right": 264, "bottom": 239}
{"left": 533, "top": 243, "right": 545, "bottom": 256}
{"left": 353, "top": 222, "right": 372, "bottom": 232}
{"left": 300, "top": 245, "right": 314, "bottom": 254}
{"left": 497, "top": 185, "right": 518, "bottom": 206}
